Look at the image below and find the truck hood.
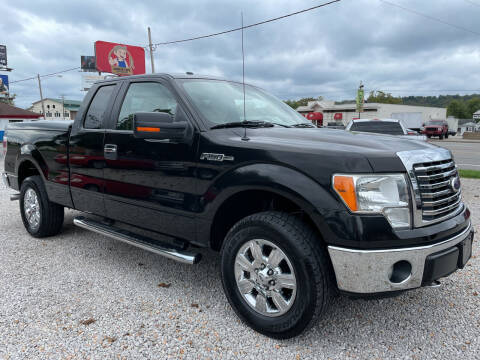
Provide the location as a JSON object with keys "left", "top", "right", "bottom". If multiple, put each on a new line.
{"left": 224, "top": 127, "right": 446, "bottom": 175}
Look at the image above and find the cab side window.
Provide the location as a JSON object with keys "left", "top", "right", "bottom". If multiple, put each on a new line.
{"left": 116, "top": 82, "right": 178, "bottom": 130}
{"left": 84, "top": 85, "right": 115, "bottom": 129}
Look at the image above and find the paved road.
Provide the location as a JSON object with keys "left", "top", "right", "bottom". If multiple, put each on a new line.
{"left": 429, "top": 140, "right": 480, "bottom": 170}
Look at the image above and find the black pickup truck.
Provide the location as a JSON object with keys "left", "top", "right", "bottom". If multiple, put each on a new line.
{"left": 2, "top": 73, "right": 474, "bottom": 339}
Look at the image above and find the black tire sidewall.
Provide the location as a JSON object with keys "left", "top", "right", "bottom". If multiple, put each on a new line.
{"left": 20, "top": 176, "right": 48, "bottom": 237}
{"left": 221, "top": 218, "right": 320, "bottom": 338}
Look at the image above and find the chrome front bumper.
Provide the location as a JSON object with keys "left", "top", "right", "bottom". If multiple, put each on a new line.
{"left": 328, "top": 221, "right": 473, "bottom": 294}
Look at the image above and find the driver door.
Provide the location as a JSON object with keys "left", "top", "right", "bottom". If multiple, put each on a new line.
{"left": 102, "top": 80, "right": 199, "bottom": 240}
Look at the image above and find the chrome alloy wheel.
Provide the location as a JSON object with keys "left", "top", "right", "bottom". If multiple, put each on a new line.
{"left": 24, "top": 188, "right": 41, "bottom": 230}
{"left": 234, "top": 239, "right": 297, "bottom": 317}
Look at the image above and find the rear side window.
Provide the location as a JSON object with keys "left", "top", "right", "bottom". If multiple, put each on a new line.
{"left": 116, "top": 82, "right": 177, "bottom": 130}
{"left": 350, "top": 121, "right": 404, "bottom": 135}
{"left": 84, "top": 85, "right": 115, "bottom": 129}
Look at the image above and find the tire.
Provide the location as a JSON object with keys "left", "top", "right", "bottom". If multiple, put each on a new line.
{"left": 445, "top": 133, "right": 449, "bottom": 139}
{"left": 439, "top": 134, "right": 444, "bottom": 139}
{"left": 220, "top": 211, "right": 333, "bottom": 339}
{"left": 20, "top": 175, "right": 64, "bottom": 238}
{"left": 427, "top": 134, "right": 431, "bottom": 138}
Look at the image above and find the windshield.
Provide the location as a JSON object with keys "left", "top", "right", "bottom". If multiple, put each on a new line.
{"left": 349, "top": 121, "right": 405, "bottom": 135}
{"left": 178, "top": 79, "right": 309, "bottom": 127}
{"left": 426, "top": 121, "right": 444, "bottom": 125}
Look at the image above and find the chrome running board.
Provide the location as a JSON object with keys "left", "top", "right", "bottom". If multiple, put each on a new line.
{"left": 73, "top": 216, "right": 201, "bottom": 265}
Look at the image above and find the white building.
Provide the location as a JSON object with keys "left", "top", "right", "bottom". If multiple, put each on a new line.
{"left": 296, "top": 101, "right": 446, "bottom": 130}
{"left": 28, "top": 98, "right": 82, "bottom": 120}
{"left": 296, "top": 100, "right": 335, "bottom": 114}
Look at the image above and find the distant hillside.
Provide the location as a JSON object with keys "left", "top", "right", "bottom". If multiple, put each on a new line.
{"left": 333, "top": 94, "right": 480, "bottom": 108}
{"left": 401, "top": 94, "right": 480, "bottom": 108}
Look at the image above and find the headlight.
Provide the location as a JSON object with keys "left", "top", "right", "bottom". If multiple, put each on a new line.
{"left": 333, "top": 174, "right": 411, "bottom": 229}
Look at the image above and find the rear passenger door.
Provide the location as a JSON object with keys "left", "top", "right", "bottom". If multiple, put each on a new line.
{"left": 68, "top": 83, "right": 119, "bottom": 215}
{"left": 102, "top": 80, "right": 199, "bottom": 240}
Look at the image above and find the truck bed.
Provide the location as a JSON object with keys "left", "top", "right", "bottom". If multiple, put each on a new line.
{"left": 4, "top": 120, "right": 74, "bottom": 208}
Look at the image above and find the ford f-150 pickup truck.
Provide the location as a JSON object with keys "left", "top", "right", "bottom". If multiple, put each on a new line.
{"left": 2, "top": 73, "right": 474, "bottom": 339}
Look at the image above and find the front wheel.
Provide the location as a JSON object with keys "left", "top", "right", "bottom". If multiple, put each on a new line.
{"left": 220, "top": 211, "right": 333, "bottom": 339}
{"left": 20, "top": 175, "right": 64, "bottom": 237}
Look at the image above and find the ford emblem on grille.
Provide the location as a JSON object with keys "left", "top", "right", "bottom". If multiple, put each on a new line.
{"left": 450, "top": 176, "right": 461, "bottom": 193}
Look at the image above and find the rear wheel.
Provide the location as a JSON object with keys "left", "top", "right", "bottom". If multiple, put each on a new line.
{"left": 20, "top": 176, "right": 64, "bottom": 237}
{"left": 439, "top": 134, "right": 444, "bottom": 139}
{"left": 220, "top": 211, "right": 332, "bottom": 339}
{"left": 445, "top": 133, "right": 449, "bottom": 139}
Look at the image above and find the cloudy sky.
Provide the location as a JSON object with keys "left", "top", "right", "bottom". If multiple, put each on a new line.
{"left": 2, "top": 0, "right": 480, "bottom": 108}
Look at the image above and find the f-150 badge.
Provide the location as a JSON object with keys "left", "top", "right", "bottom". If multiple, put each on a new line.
{"left": 200, "top": 153, "right": 234, "bottom": 162}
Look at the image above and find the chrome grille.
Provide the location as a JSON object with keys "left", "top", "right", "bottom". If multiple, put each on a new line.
{"left": 412, "top": 159, "right": 461, "bottom": 222}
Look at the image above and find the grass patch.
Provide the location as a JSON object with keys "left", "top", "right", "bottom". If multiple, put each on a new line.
{"left": 459, "top": 169, "right": 480, "bottom": 179}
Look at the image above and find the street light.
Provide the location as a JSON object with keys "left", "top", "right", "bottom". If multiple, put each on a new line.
{"left": 37, "top": 74, "right": 62, "bottom": 119}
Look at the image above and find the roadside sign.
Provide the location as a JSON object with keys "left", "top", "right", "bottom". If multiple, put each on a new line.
{"left": 356, "top": 83, "right": 364, "bottom": 113}
{"left": 0, "top": 45, "right": 6, "bottom": 67}
{"left": 81, "top": 55, "right": 96, "bottom": 72}
{"left": 81, "top": 74, "right": 107, "bottom": 91}
{"left": 94, "top": 41, "right": 145, "bottom": 76}
{"left": 0, "top": 75, "right": 8, "bottom": 95}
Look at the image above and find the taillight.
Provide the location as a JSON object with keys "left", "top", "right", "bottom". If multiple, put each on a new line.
{"left": 2, "top": 136, "right": 6, "bottom": 157}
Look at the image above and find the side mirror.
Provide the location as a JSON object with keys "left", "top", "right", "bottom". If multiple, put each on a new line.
{"left": 133, "top": 112, "right": 189, "bottom": 142}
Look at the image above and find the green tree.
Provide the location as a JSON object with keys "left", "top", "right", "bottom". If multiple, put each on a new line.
{"left": 447, "top": 100, "right": 469, "bottom": 118}
{"left": 367, "top": 91, "right": 402, "bottom": 104}
{"left": 466, "top": 98, "right": 480, "bottom": 118}
{"left": 0, "top": 94, "right": 15, "bottom": 106}
{"left": 284, "top": 96, "right": 323, "bottom": 109}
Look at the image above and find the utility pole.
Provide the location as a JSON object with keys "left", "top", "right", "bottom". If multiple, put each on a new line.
{"left": 148, "top": 27, "right": 155, "bottom": 73}
{"left": 37, "top": 74, "right": 46, "bottom": 118}
{"left": 60, "top": 94, "right": 65, "bottom": 120}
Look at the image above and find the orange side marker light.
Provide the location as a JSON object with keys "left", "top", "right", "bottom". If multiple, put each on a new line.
{"left": 137, "top": 127, "right": 160, "bottom": 132}
{"left": 333, "top": 175, "right": 358, "bottom": 211}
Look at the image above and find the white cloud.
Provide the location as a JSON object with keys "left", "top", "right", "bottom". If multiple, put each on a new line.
{"left": 2, "top": 0, "right": 479, "bottom": 108}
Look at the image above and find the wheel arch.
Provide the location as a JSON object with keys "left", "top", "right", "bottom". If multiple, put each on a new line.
{"left": 15, "top": 144, "right": 48, "bottom": 188}
{"left": 201, "top": 163, "right": 341, "bottom": 251}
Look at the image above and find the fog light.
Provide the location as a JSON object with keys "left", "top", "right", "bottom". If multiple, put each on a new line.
{"left": 389, "top": 260, "right": 412, "bottom": 284}
{"left": 383, "top": 207, "right": 410, "bottom": 229}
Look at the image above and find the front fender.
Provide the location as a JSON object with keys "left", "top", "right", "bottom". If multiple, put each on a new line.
{"left": 199, "top": 163, "right": 344, "bottom": 237}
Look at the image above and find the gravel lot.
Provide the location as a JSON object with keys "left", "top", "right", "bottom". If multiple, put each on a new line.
{"left": 0, "top": 158, "right": 478, "bottom": 359}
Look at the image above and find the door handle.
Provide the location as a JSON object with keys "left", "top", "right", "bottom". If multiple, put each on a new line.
{"left": 104, "top": 144, "right": 117, "bottom": 153}
{"left": 104, "top": 144, "right": 118, "bottom": 160}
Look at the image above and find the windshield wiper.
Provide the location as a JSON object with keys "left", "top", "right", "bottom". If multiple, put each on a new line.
{"left": 292, "top": 123, "right": 315, "bottom": 128}
{"left": 210, "top": 120, "right": 274, "bottom": 130}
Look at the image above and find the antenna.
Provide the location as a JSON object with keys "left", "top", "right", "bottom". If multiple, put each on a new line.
{"left": 241, "top": 12, "right": 249, "bottom": 141}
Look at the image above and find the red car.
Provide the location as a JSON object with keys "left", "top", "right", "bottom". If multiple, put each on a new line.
{"left": 422, "top": 120, "right": 449, "bottom": 139}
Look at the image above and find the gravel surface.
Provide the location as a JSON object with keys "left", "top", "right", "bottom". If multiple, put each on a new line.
{"left": 0, "top": 158, "right": 478, "bottom": 359}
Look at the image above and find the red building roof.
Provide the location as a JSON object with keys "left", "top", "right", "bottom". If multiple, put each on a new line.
{"left": 0, "top": 102, "right": 42, "bottom": 119}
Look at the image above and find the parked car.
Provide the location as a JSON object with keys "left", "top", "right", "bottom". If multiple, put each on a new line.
{"left": 422, "top": 120, "right": 449, "bottom": 139}
{"left": 345, "top": 118, "right": 426, "bottom": 140}
{"left": 324, "top": 121, "right": 345, "bottom": 129}
{"left": 2, "top": 73, "right": 473, "bottom": 339}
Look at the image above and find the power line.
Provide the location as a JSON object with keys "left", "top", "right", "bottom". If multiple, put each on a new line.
{"left": 11, "top": 2, "right": 340, "bottom": 85}
{"left": 10, "top": 67, "right": 80, "bottom": 84}
{"left": 150, "top": 0, "right": 341, "bottom": 47}
{"left": 380, "top": 0, "right": 480, "bottom": 36}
